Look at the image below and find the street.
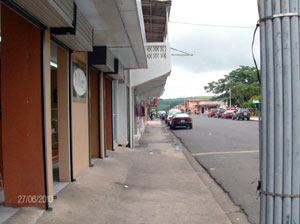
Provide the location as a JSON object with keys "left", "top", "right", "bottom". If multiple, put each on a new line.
{"left": 172, "top": 115, "right": 259, "bottom": 224}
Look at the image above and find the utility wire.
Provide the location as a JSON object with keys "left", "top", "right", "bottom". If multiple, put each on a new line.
{"left": 252, "top": 22, "right": 261, "bottom": 84}
{"left": 170, "top": 21, "right": 256, "bottom": 29}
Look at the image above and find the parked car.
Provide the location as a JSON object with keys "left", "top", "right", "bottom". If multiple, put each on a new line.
{"left": 232, "top": 108, "right": 251, "bottom": 120}
{"left": 166, "top": 109, "right": 181, "bottom": 126}
{"left": 158, "top": 111, "right": 166, "bottom": 120}
{"left": 170, "top": 113, "right": 193, "bottom": 129}
{"left": 222, "top": 110, "right": 234, "bottom": 119}
{"left": 208, "top": 109, "right": 218, "bottom": 117}
{"left": 215, "top": 108, "right": 226, "bottom": 118}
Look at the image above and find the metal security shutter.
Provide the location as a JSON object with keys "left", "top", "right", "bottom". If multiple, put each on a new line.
{"left": 107, "top": 59, "right": 125, "bottom": 80}
{"left": 53, "top": 7, "right": 93, "bottom": 52}
{"left": 12, "top": 0, "right": 93, "bottom": 52}
{"left": 13, "top": 0, "right": 74, "bottom": 27}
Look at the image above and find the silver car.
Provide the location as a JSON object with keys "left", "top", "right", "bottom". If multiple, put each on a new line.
{"left": 166, "top": 109, "right": 181, "bottom": 126}
{"left": 170, "top": 113, "right": 193, "bottom": 129}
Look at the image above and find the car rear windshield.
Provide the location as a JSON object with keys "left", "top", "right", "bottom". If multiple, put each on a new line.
{"left": 174, "top": 113, "right": 189, "bottom": 118}
{"left": 169, "top": 110, "right": 181, "bottom": 115}
{"left": 241, "top": 109, "right": 249, "bottom": 112}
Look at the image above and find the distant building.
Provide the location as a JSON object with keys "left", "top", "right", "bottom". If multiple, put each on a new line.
{"left": 177, "top": 99, "right": 210, "bottom": 114}
{"left": 195, "top": 101, "right": 225, "bottom": 114}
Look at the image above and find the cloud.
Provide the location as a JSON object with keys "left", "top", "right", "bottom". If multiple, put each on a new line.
{"left": 162, "top": 0, "right": 261, "bottom": 99}
{"left": 161, "top": 65, "right": 230, "bottom": 99}
{"left": 170, "top": 25, "right": 260, "bottom": 73}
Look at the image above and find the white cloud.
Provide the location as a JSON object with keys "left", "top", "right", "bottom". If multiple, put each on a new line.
{"left": 163, "top": 0, "right": 260, "bottom": 99}
{"left": 161, "top": 65, "right": 230, "bottom": 99}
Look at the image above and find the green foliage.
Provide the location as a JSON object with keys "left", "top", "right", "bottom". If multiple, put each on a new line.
{"left": 204, "top": 66, "right": 261, "bottom": 107}
{"left": 244, "top": 95, "right": 261, "bottom": 108}
{"left": 157, "top": 96, "right": 212, "bottom": 111}
{"left": 157, "top": 104, "right": 169, "bottom": 111}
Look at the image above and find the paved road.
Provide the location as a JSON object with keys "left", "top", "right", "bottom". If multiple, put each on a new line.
{"left": 172, "top": 115, "right": 260, "bottom": 224}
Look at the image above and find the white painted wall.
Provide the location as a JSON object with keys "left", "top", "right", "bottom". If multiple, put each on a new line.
{"left": 115, "top": 70, "right": 132, "bottom": 146}
{"left": 131, "top": 42, "right": 171, "bottom": 87}
{"left": 116, "top": 80, "right": 128, "bottom": 145}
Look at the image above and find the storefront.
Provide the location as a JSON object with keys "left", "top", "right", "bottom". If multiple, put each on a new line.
{"left": 0, "top": 0, "right": 160, "bottom": 215}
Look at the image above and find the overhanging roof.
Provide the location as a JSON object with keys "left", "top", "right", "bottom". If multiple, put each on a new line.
{"left": 9, "top": 0, "right": 151, "bottom": 69}
{"left": 76, "top": 0, "right": 147, "bottom": 69}
{"left": 135, "top": 73, "right": 170, "bottom": 97}
{"left": 142, "top": 0, "right": 171, "bottom": 42}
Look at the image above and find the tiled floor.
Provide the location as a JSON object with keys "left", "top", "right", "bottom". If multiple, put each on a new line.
{"left": 0, "top": 188, "right": 4, "bottom": 205}
{"left": 91, "top": 158, "right": 101, "bottom": 165}
{"left": 52, "top": 163, "right": 69, "bottom": 196}
{"left": 0, "top": 163, "right": 71, "bottom": 224}
{"left": 0, "top": 189, "right": 19, "bottom": 224}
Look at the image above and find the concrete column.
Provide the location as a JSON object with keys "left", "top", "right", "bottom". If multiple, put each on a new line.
{"left": 44, "top": 29, "right": 53, "bottom": 201}
{"left": 71, "top": 52, "right": 89, "bottom": 178}
{"left": 116, "top": 81, "right": 128, "bottom": 146}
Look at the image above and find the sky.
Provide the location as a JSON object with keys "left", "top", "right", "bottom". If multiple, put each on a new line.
{"left": 161, "top": 0, "right": 260, "bottom": 99}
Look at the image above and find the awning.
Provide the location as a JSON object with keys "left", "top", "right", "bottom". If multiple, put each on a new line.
{"left": 11, "top": 0, "right": 93, "bottom": 51}
{"left": 13, "top": 0, "right": 74, "bottom": 27}
{"left": 135, "top": 73, "right": 170, "bottom": 97}
{"left": 198, "top": 101, "right": 224, "bottom": 106}
{"left": 76, "top": 0, "right": 147, "bottom": 69}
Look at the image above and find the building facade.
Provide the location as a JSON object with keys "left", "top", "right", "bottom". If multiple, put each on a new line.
{"left": 0, "top": 0, "right": 172, "bottom": 212}
{"left": 195, "top": 101, "right": 225, "bottom": 114}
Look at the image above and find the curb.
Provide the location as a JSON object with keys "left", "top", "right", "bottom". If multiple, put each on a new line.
{"left": 164, "top": 122, "right": 251, "bottom": 224}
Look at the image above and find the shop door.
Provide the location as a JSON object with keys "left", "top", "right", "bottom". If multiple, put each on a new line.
{"left": 105, "top": 77, "right": 113, "bottom": 150}
{"left": 1, "top": 5, "right": 47, "bottom": 208}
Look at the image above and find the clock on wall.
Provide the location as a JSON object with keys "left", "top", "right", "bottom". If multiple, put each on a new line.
{"left": 72, "top": 63, "right": 87, "bottom": 99}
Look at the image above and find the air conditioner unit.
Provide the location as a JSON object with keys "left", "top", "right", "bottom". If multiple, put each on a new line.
{"left": 107, "top": 59, "right": 125, "bottom": 80}
{"left": 88, "top": 46, "right": 115, "bottom": 72}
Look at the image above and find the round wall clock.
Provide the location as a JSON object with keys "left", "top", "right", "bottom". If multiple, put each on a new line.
{"left": 73, "top": 68, "right": 87, "bottom": 97}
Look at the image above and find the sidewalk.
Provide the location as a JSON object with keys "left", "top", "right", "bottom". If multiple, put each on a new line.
{"left": 250, "top": 116, "right": 259, "bottom": 121}
{"left": 4, "top": 120, "right": 231, "bottom": 224}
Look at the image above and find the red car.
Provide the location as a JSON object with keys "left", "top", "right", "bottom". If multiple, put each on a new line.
{"left": 215, "top": 108, "right": 226, "bottom": 118}
{"left": 222, "top": 110, "right": 234, "bottom": 119}
{"left": 208, "top": 109, "right": 218, "bottom": 117}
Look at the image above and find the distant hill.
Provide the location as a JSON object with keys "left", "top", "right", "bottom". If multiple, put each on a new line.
{"left": 157, "top": 96, "right": 213, "bottom": 111}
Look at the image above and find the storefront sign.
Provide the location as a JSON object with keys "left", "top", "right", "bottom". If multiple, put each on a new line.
{"left": 226, "top": 106, "right": 236, "bottom": 110}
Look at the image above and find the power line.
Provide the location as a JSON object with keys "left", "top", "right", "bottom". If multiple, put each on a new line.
{"left": 169, "top": 21, "right": 255, "bottom": 29}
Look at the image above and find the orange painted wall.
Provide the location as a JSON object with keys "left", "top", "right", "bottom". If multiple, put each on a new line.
{"left": 1, "top": 5, "right": 46, "bottom": 208}
{"left": 71, "top": 52, "right": 89, "bottom": 178}
{"left": 105, "top": 77, "right": 113, "bottom": 150}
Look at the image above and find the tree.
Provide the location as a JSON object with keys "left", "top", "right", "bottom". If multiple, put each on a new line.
{"left": 204, "top": 66, "right": 261, "bottom": 107}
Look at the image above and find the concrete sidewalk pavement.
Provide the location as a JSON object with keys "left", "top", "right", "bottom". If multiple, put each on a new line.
{"left": 250, "top": 116, "right": 259, "bottom": 121}
{"left": 5, "top": 120, "right": 231, "bottom": 224}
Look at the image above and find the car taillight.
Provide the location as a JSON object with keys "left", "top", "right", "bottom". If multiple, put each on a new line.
{"left": 185, "top": 118, "right": 192, "bottom": 121}
{"left": 173, "top": 118, "right": 180, "bottom": 122}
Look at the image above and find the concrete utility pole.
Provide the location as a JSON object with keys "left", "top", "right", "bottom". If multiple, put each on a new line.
{"left": 259, "top": 0, "right": 300, "bottom": 223}
{"left": 229, "top": 88, "right": 232, "bottom": 108}
{"left": 183, "top": 95, "right": 186, "bottom": 112}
